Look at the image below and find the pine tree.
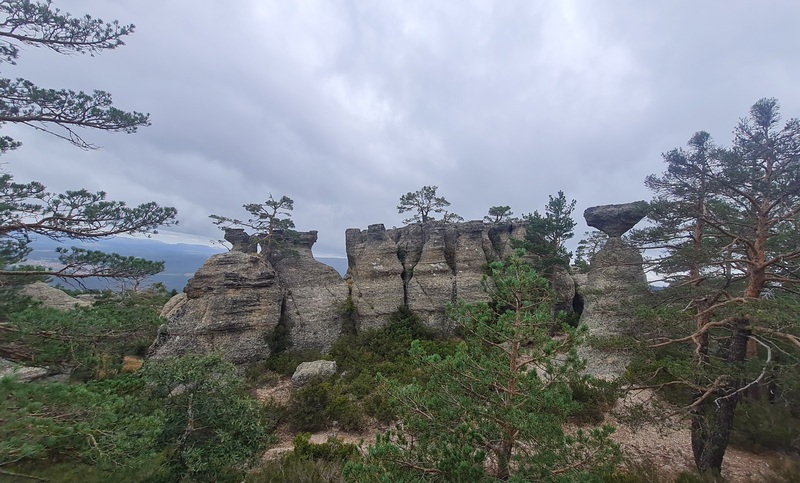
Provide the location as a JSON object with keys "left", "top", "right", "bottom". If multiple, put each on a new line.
{"left": 633, "top": 98, "right": 800, "bottom": 475}
{"left": 346, "top": 252, "right": 619, "bottom": 481}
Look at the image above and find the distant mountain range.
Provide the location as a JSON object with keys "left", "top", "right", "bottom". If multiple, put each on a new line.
{"left": 26, "top": 237, "right": 348, "bottom": 292}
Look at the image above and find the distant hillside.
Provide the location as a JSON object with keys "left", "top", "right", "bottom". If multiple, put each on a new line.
{"left": 26, "top": 237, "right": 348, "bottom": 292}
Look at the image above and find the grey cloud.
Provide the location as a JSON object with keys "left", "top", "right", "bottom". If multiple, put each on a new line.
{"left": 5, "top": 0, "right": 800, "bottom": 258}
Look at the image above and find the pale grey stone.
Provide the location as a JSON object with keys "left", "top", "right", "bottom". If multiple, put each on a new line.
{"left": 17, "top": 282, "right": 91, "bottom": 311}
{"left": 292, "top": 360, "right": 337, "bottom": 387}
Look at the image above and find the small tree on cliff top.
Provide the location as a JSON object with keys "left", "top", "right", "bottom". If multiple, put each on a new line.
{"left": 210, "top": 194, "right": 296, "bottom": 259}
{"left": 484, "top": 205, "right": 514, "bottom": 223}
{"left": 397, "top": 185, "right": 458, "bottom": 224}
{"left": 346, "top": 252, "right": 619, "bottom": 481}
{"left": 520, "top": 190, "right": 577, "bottom": 274}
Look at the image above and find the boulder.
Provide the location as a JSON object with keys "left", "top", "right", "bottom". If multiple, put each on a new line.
{"left": 16, "top": 282, "right": 92, "bottom": 311}
{"left": 0, "top": 358, "right": 49, "bottom": 382}
{"left": 584, "top": 201, "right": 649, "bottom": 237}
{"left": 291, "top": 360, "right": 337, "bottom": 387}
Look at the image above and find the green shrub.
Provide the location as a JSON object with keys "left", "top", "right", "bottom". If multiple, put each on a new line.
{"left": 144, "top": 354, "right": 272, "bottom": 481}
{"left": 339, "top": 295, "right": 358, "bottom": 337}
{"left": 264, "top": 350, "right": 324, "bottom": 376}
{"left": 286, "top": 378, "right": 365, "bottom": 432}
{"left": 287, "top": 378, "right": 335, "bottom": 432}
{"left": 1, "top": 302, "right": 163, "bottom": 375}
{"left": 730, "top": 397, "right": 800, "bottom": 453}
{"left": 248, "top": 457, "right": 345, "bottom": 483}
{"left": 290, "top": 432, "right": 359, "bottom": 462}
{"left": 569, "top": 376, "right": 620, "bottom": 424}
{"left": 244, "top": 360, "right": 281, "bottom": 387}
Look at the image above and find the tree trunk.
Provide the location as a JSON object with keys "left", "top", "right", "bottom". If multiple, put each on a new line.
{"left": 691, "top": 317, "right": 750, "bottom": 475}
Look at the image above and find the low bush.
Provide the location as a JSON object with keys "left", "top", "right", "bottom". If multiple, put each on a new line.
{"left": 248, "top": 457, "right": 345, "bottom": 483}
{"left": 569, "top": 376, "right": 620, "bottom": 424}
{"left": 0, "top": 301, "right": 163, "bottom": 376}
{"left": 263, "top": 350, "right": 324, "bottom": 376}
{"left": 286, "top": 378, "right": 365, "bottom": 432}
{"left": 730, "top": 396, "right": 800, "bottom": 453}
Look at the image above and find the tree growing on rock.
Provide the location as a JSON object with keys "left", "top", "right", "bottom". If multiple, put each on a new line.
{"left": 484, "top": 205, "right": 514, "bottom": 223}
{"left": 520, "top": 190, "right": 577, "bottom": 274}
{"left": 346, "top": 251, "right": 620, "bottom": 481}
{"left": 210, "top": 194, "right": 297, "bottom": 260}
{"left": 0, "top": 1, "right": 176, "bottom": 286}
{"left": 397, "top": 185, "right": 458, "bottom": 224}
{"left": 632, "top": 98, "right": 800, "bottom": 476}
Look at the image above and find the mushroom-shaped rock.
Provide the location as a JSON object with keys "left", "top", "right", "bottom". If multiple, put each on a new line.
{"left": 584, "top": 201, "right": 649, "bottom": 237}
{"left": 224, "top": 228, "right": 257, "bottom": 253}
{"left": 291, "top": 360, "right": 337, "bottom": 387}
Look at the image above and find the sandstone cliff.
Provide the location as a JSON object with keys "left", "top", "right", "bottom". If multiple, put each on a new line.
{"left": 150, "top": 231, "right": 348, "bottom": 363}
{"left": 345, "top": 220, "right": 524, "bottom": 330}
{"left": 151, "top": 219, "right": 588, "bottom": 365}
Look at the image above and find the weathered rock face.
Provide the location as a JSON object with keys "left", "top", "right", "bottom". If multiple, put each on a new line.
{"left": 584, "top": 201, "right": 649, "bottom": 237}
{"left": 223, "top": 228, "right": 257, "bottom": 253}
{"left": 345, "top": 221, "right": 520, "bottom": 329}
{"left": 272, "top": 231, "right": 349, "bottom": 353}
{"left": 345, "top": 224, "right": 406, "bottom": 331}
{"left": 150, "top": 231, "right": 350, "bottom": 364}
{"left": 580, "top": 202, "right": 650, "bottom": 379}
{"left": 150, "top": 251, "right": 284, "bottom": 364}
{"left": 151, "top": 219, "right": 587, "bottom": 366}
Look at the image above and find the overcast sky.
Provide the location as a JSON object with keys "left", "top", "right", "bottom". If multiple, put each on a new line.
{"left": 5, "top": 1, "right": 800, "bottom": 258}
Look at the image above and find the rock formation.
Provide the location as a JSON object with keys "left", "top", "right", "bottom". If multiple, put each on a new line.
{"left": 272, "top": 231, "right": 349, "bottom": 353}
{"left": 150, "top": 251, "right": 285, "bottom": 363}
{"left": 151, "top": 219, "right": 589, "bottom": 366}
{"left": 345, "top": 221, "right": 524, "bottom": 330}
{"left": 579, "top": 201, "right": 650, "bottom": 378}
{"left": 291, "top": 360, "right": 337, "bottom": 387}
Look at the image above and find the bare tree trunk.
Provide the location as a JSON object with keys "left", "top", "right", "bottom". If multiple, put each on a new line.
{"left": 691, "top": 317, "right": 750, "bottom": 475}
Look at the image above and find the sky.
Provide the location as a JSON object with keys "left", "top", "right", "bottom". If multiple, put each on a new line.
{"left": 4, "top": 1, "right": 800, "bottom": 259}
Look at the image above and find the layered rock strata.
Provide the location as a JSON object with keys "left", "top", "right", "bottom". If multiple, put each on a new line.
{"left": 150, "top": 230, "right": 348, "bottom": 363}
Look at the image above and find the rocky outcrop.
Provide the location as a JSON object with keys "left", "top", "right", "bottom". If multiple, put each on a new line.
{"left": 16, "top": 282, "right": 92, "bottom": 311}
{"left": 150, "top": 251, "right": 284, "bottom": 363}
{"left": 579, "top": 202, "right": 649, "bottom": 379}
{"left": 272, "top": 231, "right": 349, "bottom": 353}
{"left": 345, "top": 224, "right": 406, "bottom": 331}
{"left": 345, "top": 221, "right": 518, "bottom": 330}
{"left": 151, "top": 231, "right": 350, "bottom": 364}
{"left": 151, "top": 219, "right": 588, "bottom": 366}
{"left": 0, "top": 358, "right": 50, "bottom": 382}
